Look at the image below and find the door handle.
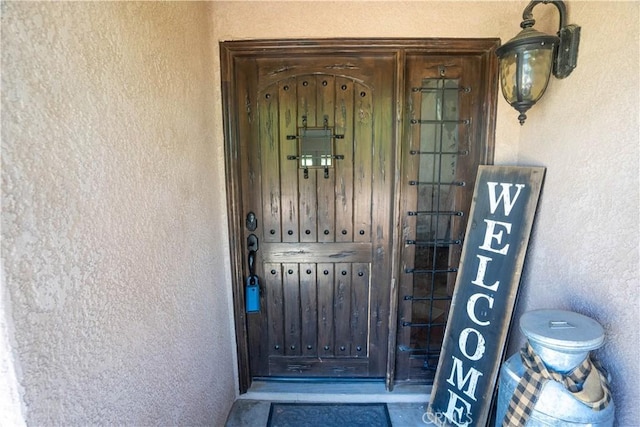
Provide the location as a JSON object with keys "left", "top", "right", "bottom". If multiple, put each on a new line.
{"left": 248, "top": 249, "right": 256, "bottom": 276}
{"left": 247, "top": 233, "right": 259, "bottom": 277}
{"left": 245, "top": 233, "right": 260, "bottom": 313}
{"left": 247, "top": 234, "right": 259, "bottom": 276}
{"left": 247, "top": 233, "right": 259, "bottom": 253}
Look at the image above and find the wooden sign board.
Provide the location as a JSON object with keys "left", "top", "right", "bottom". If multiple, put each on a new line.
{"left": 427, "top": 166, "right": 545, "bottom": 427}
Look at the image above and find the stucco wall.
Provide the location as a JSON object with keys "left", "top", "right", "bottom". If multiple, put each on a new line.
{"left": 1, "top": 2, "right": 236, "bottom": 425}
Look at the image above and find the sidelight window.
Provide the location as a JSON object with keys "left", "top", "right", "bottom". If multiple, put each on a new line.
{"left": 398, "top": 72, "right": 478, "bottom": 383}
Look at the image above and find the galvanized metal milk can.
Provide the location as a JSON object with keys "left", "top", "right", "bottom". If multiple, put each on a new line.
{"left": 495, "top": 309, "right": 615, "bottom": 426}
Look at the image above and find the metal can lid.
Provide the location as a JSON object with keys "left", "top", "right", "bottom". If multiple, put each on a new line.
{"left": 520, "top": 309, "right": 605, "bottom": 352}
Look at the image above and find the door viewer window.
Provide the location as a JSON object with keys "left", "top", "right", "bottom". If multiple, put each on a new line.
{"left": 300, "top": 127, "right": 334, "bottom": 167}
{"left": 286, "top": 124, "right": 344, "bottom": 178}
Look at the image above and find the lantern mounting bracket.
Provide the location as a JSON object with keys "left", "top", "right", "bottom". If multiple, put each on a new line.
{"left": 519, "top": 0, "right": 581, "bottom": 79}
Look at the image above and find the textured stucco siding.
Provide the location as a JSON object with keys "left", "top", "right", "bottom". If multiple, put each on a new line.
{"left": 1, "top": 2, "right": 236, "bottom": 425}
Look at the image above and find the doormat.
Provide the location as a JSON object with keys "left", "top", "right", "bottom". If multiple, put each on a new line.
{"left": 267, "top": 402, "right": 391, "bottom": 427}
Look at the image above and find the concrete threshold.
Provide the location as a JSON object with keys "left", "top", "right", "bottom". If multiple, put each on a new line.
{"left": 239, "top": 380, "right": 431, "bottom": 403}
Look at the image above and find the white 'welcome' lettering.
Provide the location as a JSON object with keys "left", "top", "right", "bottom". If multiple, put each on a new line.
{"left": 487, "top": 182, "right": 525, "bottom": 216}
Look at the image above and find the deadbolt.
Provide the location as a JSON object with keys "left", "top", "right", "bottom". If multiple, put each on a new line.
{"left": 246, "top": 212, "right": 257, "bottom": 231}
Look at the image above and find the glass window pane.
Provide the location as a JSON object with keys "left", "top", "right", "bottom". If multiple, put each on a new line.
{"left": 409, "top": 77, "right": 461, "bottom": 362}
{"left": 299, "top": 128, "right": 333, "bottom": 168}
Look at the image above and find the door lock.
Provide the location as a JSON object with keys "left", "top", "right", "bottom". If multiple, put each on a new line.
{"left": 246, "top": 212, "right": 257, "bottom": 231}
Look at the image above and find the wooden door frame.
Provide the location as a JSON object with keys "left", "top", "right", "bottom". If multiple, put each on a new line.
{"left": 220, "top": 38, "right": 499, "bottom": 393}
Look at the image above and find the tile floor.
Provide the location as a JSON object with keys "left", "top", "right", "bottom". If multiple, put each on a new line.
{"left": 224, "top": 381, "right": 435, "bottom": 427}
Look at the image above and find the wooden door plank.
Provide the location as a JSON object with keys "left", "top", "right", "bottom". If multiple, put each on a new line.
{"left": 316, "top": 74, "right": 335, "bottom": 128}
{"left": 266, "top": 262, "right": 285, "bottom": 357}
{"left": 316, "top": 165, "right": 336, "bottom": 242}
{"left": 334, "top": 262, "right": 352, "bottom": 356}
{"left": 317, "top": 75, "right": 336, "bottom": 243}
{"left": 279, "top": 78, "right": 299, "bottom": 243}
{"left": 298, "top": 166, "right": 318, "bottom": 243}
{"left": 282, "top": 263, "right": 301, "bottom": 356}
{"left": 261, "top": 85, "right": 282, "bottom": 243}
{"left": 261, "top": 242, "right": 372, "bottom": 263}
{"left": 299, "top": 262, "right": 318, "bottom": 356}
{"left": 298, "top": 75, "right": 317, "bottom": 127}
{"left": 298, "top": 76, "right": 318, "bottom": 243}
{"left": 269, "top": 356, "right": 369, "bottom": 377}
{"left": 317, "top": 262, "right": 335, "bottom": 358}
{"left": 334, "top": 77, "right": 354, "bottom": 243}
{"left": 353, "top": 81, "right": 373, "bottom": 243}
{"left": 350, "top": 262, "right": 370, "bottom": 357}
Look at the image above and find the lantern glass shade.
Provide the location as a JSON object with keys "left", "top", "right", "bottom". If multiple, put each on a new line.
{"left": 499, "top": 47, "right": 554, "bottom": 105}
{"left": 497, "top": 26, "right": 559, "bottom": 124}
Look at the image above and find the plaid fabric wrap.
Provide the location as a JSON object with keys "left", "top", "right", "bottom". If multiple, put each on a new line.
{"left": 502, "top": 342, "right": 611, "bottom": 426}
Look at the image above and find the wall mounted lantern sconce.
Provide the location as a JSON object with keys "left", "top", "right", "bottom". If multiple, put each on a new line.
{"left": 496, "top": 0, "right": 580, "bottom": 125}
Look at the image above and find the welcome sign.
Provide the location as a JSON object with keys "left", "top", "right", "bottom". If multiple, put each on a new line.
{"left": 427, "top": 166, "right": 545, "bottom": 427}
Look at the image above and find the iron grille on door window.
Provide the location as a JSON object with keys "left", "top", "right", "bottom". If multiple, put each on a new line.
{"left": 396, "top": 62, "right": 483, "bottom": 383}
